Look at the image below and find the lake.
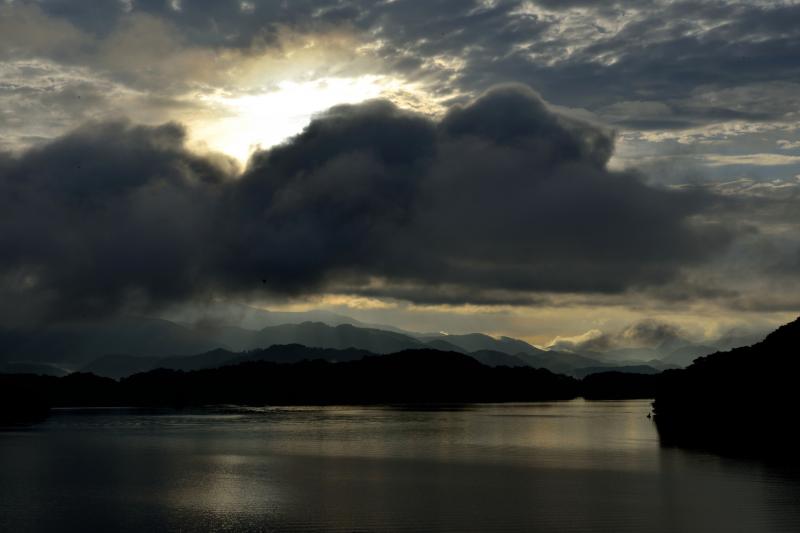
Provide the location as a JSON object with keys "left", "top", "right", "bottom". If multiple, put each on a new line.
{"left": 1, "top": 399, "right": 799, "bottom": 532}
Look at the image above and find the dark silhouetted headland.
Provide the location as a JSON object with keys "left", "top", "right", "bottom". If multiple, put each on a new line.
{"left": 654, "top": 316, "right": 800, "bottom": 456}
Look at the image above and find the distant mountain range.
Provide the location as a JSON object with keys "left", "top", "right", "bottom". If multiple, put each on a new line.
{"left": 4, "top": 312, "right": 795, "bottom": 452}
{"left": 4, "top": 306, "right": 756, "bottom": 379}
{"left": 3, "top": 315, "right": 795, "bottom": 429}
{"left": 2, "top": 314, "right": 623, "bottom": 377}
{"left": 82, "top": 345, "right": 372, "bottom": 379}
{"left": 81, "top": 341, "right": 626, "bottom": 380}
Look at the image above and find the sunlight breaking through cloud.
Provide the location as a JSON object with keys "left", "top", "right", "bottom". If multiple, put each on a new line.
{"left": 190, "top": 75, "right": 421, "bottom": 163}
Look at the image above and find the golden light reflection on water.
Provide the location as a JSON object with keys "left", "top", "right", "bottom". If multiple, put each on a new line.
{"left": 3, "top": 400, "right": 799, "bottom": 532}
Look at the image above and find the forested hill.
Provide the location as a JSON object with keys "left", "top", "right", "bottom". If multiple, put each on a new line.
{"left": 1, "top": 349, "right": 582, "bottom": 422}
{"left": 654, "top": 316, "right": 800, "bottom": 455}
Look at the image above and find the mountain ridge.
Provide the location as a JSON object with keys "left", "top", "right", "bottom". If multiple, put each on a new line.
{"left": 1, "top": 316, "right": 601, "bottom": 374}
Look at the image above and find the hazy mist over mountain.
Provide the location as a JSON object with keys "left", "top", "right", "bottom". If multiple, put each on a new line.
{"left": 1, "top": 301, "right": 771, "bottom": 381}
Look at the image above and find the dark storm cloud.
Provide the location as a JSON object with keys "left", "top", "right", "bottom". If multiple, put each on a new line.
{"left": 216, "top": 98, "right": 437, "bottom": 294}
{"left": 0, "top": 120, "right": 235, "bottom": 321}
{"left": 223, "top": 85, "right": 729, "bottom": 299}
{"left": 0, "top": 85, "right": 732, "bottom": 321}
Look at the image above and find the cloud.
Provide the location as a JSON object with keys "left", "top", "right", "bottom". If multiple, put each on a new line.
{"left": 548, "top": 318, "right": 688, "bottom": 353}
{"left": 0, "top": 120, "right": 236, "bottom": 323}
{"left": 7, "top": 1, "right": 800, "bottom": 127}
{"left": 6, "top": 0, "right": 800, "bottom": 187}
{"left": 619, "top": 319, "right": 685, "bottom": 347}
{"left": 702, "top": 154, "right": 800, "bottom": 167}
{"left": 0, "top": 3, "right": 88, "bottom": 60}
{"left": 778, "top": 139, "right": 800, "bottom": 150}
{"left": 229, "top": 85, "right": 729, "bottom": 297}
{"left": 547, "top": 328, "right": 609, "bottom": 352}
{"left": 0, "top": 85, "right": 733, "bottom": 324}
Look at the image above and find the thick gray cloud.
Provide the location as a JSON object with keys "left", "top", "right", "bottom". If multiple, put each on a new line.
{"left": 0, "top": 120, "right": 235, "bottom": 322}
{"left": 0, "top": 85, "right": 732, "bottom": 323}
{"left": 224, "top": 86, "right": 730, "bottom": 300}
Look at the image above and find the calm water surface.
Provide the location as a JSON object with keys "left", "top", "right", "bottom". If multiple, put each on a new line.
{"left": 1, "top": 399, "right": 799, "bottom": 532}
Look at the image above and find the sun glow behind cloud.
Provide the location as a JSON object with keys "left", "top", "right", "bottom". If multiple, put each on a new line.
{"left": 190, "top": 75, "right": 412, "bottom": 164}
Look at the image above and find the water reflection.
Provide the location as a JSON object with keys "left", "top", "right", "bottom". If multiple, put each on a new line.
{"left": 1, "top": 400, "right": 799, "bottom": 532}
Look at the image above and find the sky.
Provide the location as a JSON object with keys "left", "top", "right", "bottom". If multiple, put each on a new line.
{"left": 1, "top": 0, "right": 800, "bottom": 346}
